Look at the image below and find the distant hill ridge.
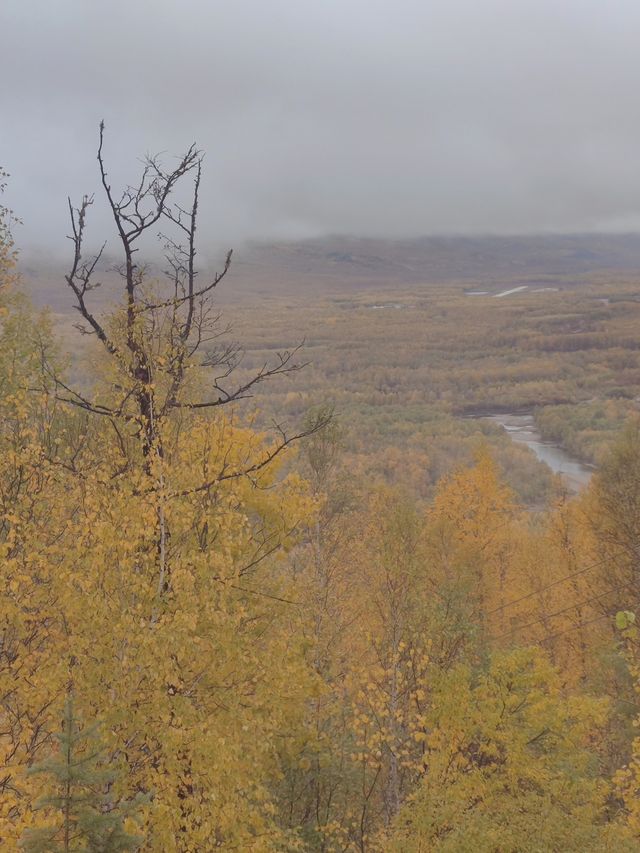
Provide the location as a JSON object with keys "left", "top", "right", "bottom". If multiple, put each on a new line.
{"left": 236, "top": 233, "right": 640, "bottom": 290}
{"left": 18, "top": 233, "right": 640, "bottom": 306}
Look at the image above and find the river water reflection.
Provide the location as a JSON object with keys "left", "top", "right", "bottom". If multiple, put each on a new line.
{"left": 485, "top": 414, "right": 594, "bottom": 493}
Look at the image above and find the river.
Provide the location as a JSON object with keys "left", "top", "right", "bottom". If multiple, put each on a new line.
{"left": 485, "top": 413, "right": 594, "bottom": 492}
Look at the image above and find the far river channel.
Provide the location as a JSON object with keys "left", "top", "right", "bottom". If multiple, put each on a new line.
{"left": 484, "top": 413, "right": 594, "bottom": 493}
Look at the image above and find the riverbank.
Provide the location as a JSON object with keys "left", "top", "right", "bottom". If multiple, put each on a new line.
{"left": 483, "top": 413, "right": 594, "bottom": 493}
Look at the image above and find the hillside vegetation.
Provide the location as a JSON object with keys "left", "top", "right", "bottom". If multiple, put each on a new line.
{"left": 5, "top": 160, "right": 640, "bottom": 850}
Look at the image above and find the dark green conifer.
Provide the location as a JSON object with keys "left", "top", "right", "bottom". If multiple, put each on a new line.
{"left": 20, "top": 696, "right": 145, "bottom": 853}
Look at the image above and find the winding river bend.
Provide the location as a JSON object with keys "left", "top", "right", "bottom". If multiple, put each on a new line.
{"left": 485, "top": 413, "right": 594, "bottom": 493}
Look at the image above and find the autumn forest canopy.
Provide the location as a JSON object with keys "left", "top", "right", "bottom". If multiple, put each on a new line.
{"left": 6, "top": 132, "right": 640, "bottom": 853}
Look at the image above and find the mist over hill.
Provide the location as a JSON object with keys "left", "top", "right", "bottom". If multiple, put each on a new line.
{"left": 19, "top": 232, "right": 640, "bottom": 309}
{"left": 235, "top": 233, "right": 640, "bottom": 293}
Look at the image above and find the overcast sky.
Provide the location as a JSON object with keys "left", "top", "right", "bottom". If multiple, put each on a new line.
{"left": 3, "top": 0, "right": 640, "bottom": 254}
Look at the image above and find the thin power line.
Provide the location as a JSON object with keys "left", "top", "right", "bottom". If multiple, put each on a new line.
{"left": 540, "top": 612, "right": 613, "bottom": 645}
{"left": 491, "top": 578, "right": 634, "bottom": 642}
{"left": 486, "top": 552, "right": 624, "bottom": 618}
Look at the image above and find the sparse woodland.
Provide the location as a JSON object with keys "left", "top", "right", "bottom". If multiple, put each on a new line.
{"left": 4, "top": 139, "right": 640, "bottom": 852}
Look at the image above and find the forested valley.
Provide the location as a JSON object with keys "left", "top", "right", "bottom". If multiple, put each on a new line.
{"left": 5, "top": 140, "right": 640, "bottom": 853}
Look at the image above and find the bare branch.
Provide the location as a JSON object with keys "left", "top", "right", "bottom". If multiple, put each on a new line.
{"left": 136, "top": 249, "right": 232, "bottom": 316}
{"left": 172, "top": 344, "right": 308, "bottom": 410}
{"left": 167, "top": 410, "right": 332, "bottom": 499}
{"left": 64, "top": 196, "right": 118, "bottom": 355}
{"left": 60, "top": 124, "right": 318, "bottom": 476}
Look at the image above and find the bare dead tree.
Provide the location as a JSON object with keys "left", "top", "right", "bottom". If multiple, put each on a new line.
{"left": 56, "top": 122, "right": 328, "bottom": 467}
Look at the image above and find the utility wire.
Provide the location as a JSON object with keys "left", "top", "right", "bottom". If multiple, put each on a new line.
{"left": 486, "top": 552, "right": 625, "bottom": 618}
{"left": 540, "top": 612, "right": 613, "bottom": 645}
{"left": 491, "top": 577, "right": 634, "bottom": 642}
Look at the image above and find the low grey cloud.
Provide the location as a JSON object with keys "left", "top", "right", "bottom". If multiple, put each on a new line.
{"left": 2, "top": 0, "right": 640, "bottom": 254}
